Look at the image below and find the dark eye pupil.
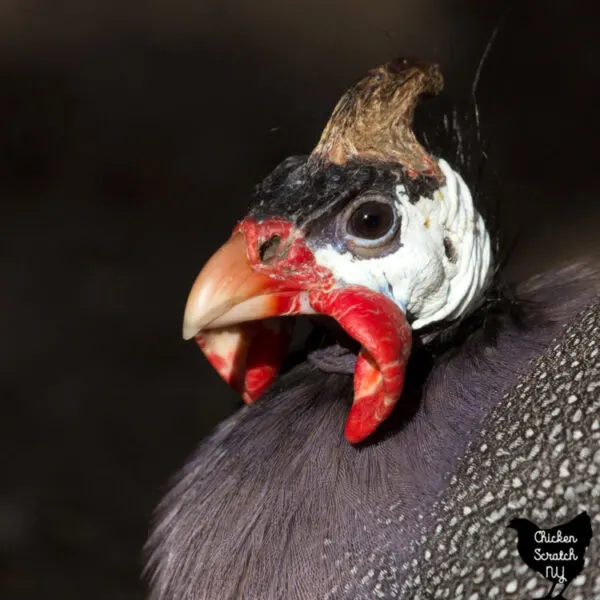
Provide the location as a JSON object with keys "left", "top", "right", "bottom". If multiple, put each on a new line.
{"left": 348, "top": 201, "right": 394, "bottom": 240}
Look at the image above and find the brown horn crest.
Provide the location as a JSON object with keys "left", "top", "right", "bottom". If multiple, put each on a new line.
{"left": 311, "top": 58, "right": 445, "bottom": 183}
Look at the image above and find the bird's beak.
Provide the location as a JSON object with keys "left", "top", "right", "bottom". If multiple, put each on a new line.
{"left": 182, "top": 231, "right": 304, "bottom": 337}
{"left": 183, "top": 217, "right": 412, "bottom": 444}
{"left": 182, "top": 229, "right": 302, "bottom": 405}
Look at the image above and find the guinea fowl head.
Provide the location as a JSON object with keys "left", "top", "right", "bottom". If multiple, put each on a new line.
{"left": 182, "top": 59, "right": 494, "bottom": 443}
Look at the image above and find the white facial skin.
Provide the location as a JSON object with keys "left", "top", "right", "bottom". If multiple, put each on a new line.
{"left": 313, "top": 158, "right": 494, "bottom": 330}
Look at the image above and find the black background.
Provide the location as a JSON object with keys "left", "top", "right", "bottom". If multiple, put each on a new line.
{"left": 1, "top": 1, "right": 599, "bottom": 598}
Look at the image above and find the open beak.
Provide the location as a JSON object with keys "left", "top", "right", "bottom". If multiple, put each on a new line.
{"left": 182, "top": 230, "right": 308, "bottom": 405}
{"left": 183, "top": 218, "right": 412, "bottom": 444}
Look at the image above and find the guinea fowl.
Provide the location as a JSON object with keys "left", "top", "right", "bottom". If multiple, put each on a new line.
{"left": 146, "top": 60, "right": 600, "bottom": 599}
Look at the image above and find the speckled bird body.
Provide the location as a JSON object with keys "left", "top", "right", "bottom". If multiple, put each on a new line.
{"left": 147, "top": 267, "right": 600, "bottom": 599}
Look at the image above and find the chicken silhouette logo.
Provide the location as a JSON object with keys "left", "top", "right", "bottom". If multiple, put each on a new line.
{"left": 507, "top": 511, "right": 593, "bottom": 599}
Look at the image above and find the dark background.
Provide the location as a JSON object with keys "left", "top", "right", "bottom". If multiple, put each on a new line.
{"left": 1, "top": 1, "right": 599, "bottom": 598}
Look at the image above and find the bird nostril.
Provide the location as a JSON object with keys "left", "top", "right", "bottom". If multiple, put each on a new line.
{"left": 259, "top": 235, "right": 282, "bottom": 263}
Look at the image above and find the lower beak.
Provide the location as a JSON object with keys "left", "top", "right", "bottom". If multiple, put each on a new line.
{"left": 183, "top": 230, "right": 412, "bottom": 444}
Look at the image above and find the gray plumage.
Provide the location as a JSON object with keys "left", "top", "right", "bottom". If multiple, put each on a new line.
{"left": 397, "top": 291, "right": 600, "bottom": 598}
{"left": 146, "top": 264, "right": 599, "bottom": 599}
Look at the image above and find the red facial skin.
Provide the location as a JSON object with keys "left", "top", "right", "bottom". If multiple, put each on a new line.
{"left": 195, "top": 216, "right": 412, "bottom": 444}
{"left": 236, "top": 217, "right": 336, "bottom": 291}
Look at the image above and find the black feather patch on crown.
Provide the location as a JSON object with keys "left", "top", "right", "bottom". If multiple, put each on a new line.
{"left": 248, "top": 156, "right": 439, "bottom": 230}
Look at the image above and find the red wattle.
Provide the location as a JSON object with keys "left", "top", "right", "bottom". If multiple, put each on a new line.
{"left": 310, "top": 287, "right": 412, "bottom": 443}
{"left": 242, "top": 319, "right": 294, "bottom": 404}
{"left": 196, "top": 319, "right": 293, "bottom": 405}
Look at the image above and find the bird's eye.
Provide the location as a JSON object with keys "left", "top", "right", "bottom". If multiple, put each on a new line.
{"left": 347, "top": 201, "right": 394, "bottom": 240}
{"left": 343, "top": 198, "right": 399, "bottom": 257}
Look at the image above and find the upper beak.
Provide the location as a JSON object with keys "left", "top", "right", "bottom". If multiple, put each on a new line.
{"left": 182, "top": 231, "right": 310, "bottom": 339}
{"left": 182, "top": 220, "right": 412, "bottom": 444}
